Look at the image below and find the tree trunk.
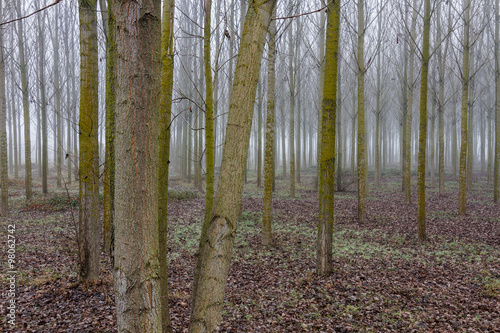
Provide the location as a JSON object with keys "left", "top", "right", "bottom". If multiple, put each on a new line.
{"left": 317, "top": 0, "right": 340, "bottom": 276}
{"left": 288, "top": 22, "right": 296, "bottom": 198}
{"left": 37, "top": 12, "right": 48, "bottom": 195}
{"left": 189, "top": 2, "right": 276, "bottom": 331}
{"left": 112, "top": 0, "right": 163, "bottom": 330}
{"left": 103, "top": 0, "right": 115, "bottom": 254}
{"left": 78, "top": 0, "right": 100, "bottom": 282}
{"left": 262, "top": 9, "right": 276, "bottom": 246}
{"left": 16, "top": 0, "right": 32, "bottom": 200}
{"left": 0, "top": 0, "right": 8, "bottom": 216}
{"left": 459, "top": 0, "right": 470, "bottom": 216}
{"left": 404, "top": 0, "right": 417, "bottom": 204}
{"left": 417, "top": 0, "right": 431, "bottom": 242}
{"left": 357, "top": 0, "right": 367, "bottom": 223}
{"left": 159, "top": 0, "right": 175, "bottom": 330}
{"left": 495, "top": 0, "right": 500, "bottom": 204}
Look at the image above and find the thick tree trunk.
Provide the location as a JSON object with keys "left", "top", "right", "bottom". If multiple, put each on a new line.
{"left": 112, "top": 0, "right": 163, "bottom": 330}
{"left": 189, "top": 1, "right": 276, "bottom": 331}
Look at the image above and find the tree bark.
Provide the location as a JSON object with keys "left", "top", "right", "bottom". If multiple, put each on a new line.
{"left": 417, "top": 0, "right": 431, "bottom": 242}
{"left": 189, "top": 1, "right": 276, "bottom": 331}
{"left": 112, "top": 0, "right": 163, "bottom": 330}
{"left": 317, "top": 0, "right": 340, "bottom": 276}
{"left": 78, "top": 0, "right": 100, "bottom": 282}
{"left": 459, "top": 0, "right": 470, "bottom": 216}
{"left": 262, "top": 9, "right": 276, "bottom": 247}
{"left": 159, "top": 0, "right": 175, "bottom": 331}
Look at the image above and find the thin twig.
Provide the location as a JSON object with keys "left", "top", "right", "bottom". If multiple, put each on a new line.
{"left": 0, "top": 0, "right": 62, "bottom": 27}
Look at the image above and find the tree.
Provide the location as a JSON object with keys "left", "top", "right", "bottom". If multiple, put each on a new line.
{"left": 37, "top": 10, "right": 48, "bottom": 195}
{"left": 102, "top": 0, "right": 115, "bottom": 253}
{"left": 289, "top": 18, "right": 296, "bottom": 198}
{"left": 317, "top": 0, "right": 340, "bottom": 276}
{"left": 357, "top": 0, "right": 367, "bottom": 223}
{"left": 262, "top": 7, "right": 277, "bottom": 246}
{"left": 112, "top": 0, "right": 163, "bottom": 330}
{"left": 189, "top": 1, "right": 277, "bottom": 331}
{"left": 495, "top": 0, "right": 500, "bottom": 204}
{"left": 16, "top": 0, "right": 32, "bottom": 200}
{"left": 204, "top": 0, "right": 215, "bottom": 226}
{"left": 417, "top": 0, "right": 431, "bottom": 242}
{"left": 404, "top": 0, "right": 418, "bottom": 205}
{"left": 459, "top": 0, "right": 471, "bottom": 216}
{"left": 0, "top": 0, "right": 8, "bottom": 216}
{"left": 159, "top": 0, "right": 176, "bottom": 330}
{"left": 78, "top": 0, "right": 100, "bottom": 282}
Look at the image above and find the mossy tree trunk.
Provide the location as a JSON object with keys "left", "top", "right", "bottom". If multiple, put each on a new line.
{"left": 204, "top": 0, "right": 215, "bottom": 224}
{"left": 78, "top": 0, "right": 100, "bottom": 282}
{"left": 317, "top": 0, "right": 340, "bottom": 276}
{"left": 417, "top": 0, "right": 431, "bottom": 242}
{"left": 159, "top": 0, "right": 175, "bottom": 331}
{"left": 357, "top": 0, "right": 367, "bottom": 223}
{"left": 262, "top": 9, "right": 276, "bottom": 246}
{"left": 189, "top": 1, "right": 276, "bottom": 331}
{"left": 112, "top": 0, "right": 163, "bottom": 330}
{"left": 459, "top": 0, "right": 470, "bottom": 216}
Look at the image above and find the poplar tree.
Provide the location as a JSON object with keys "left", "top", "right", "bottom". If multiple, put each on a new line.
{"left": 0, "top": 0, "right": 8, "bottom": 216}
{"left": 495, "top": 0, "right": 500, "bottom": 204}
{"left": 317, "top": 0, "right": 340, "bottom": 276}
{"left": 357, "top": 0, "right": 367, "bottom": 223}
{"left": 459, "top": 0, "right": 471, "bottom": 215}
{"left": 159, "top": 0, "right": 175, "bottom": 330}
{"left": 16, "top": 0, "right": 32, "bottom": 200}
{"left": 112, "top": 0, "right": 163, "bottom": 330}
{"left": 78, "top": 0, "right": 100, "bottom": 281}
{"left": 417, "top": 0, "right": 431, "bottom": 242}
{"left": 189, "top": 1, "right": 277, "bottom": 331}
{"left": 262, "top": 8, "right": 277, "bottom": 246}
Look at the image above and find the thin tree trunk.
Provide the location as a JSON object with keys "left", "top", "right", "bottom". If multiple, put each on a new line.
{"left": 459, "top": 0, "right": 470, "bottom": 215}
{"left": 0, "top": 0, "right": 8, "bottom": 216}
{"left": 262, "top": 9, "right": 276, "bottom": 246}
{"left": 317, "top": 0, "right": 340, "bottom": 276}
{"left": 159, "top": 0, "right": 175, "bottom": 330}
{"left": 495, "top": 0, "right": 500, "bottom": 203}
{"left": 289, "top": 22, "right": 296, "bottom": 198}
{"left": 38, "top": 12, "right": 48, "bottom": 195}
{"left": 357, "top": 0, "right": 367, "bottom": 223}
{"left": 417, "top": 0, "right": 431, "bottom": 242}
{"left": 16, "top": 0, "right": 31, "bottom": 199}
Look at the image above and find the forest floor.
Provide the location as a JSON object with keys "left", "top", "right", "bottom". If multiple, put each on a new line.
{"left": 1, "top": 169, "right": 499, "bottom": 332}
